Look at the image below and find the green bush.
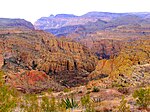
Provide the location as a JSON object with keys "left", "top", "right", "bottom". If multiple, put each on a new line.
{"left": 0, "top": 85, "right": 18, "bottom": 112}
{"left": 92, "top": 86, "right": 99, "bottom": 92}
{"left": 22, "top": 94, "right": 40, "bottom": 112}
{"left": 81, "top": 95, "right": 90, "bottom": 107}
{"left": 41, "top": 96, "right": 57, "bottom": 112}
{"left": 63, "top": 88, "right": 70, "bottom": 93}
{"left": 133, "top": 88, "right": 150, "bottom": 108}
{"left": 0, "top": 71, "right": 18, "bottom": 112}
{"left": 85, "top": 104, "right": 95, "bottom": 112}
{"left": 118, "top": 96, "right": 131, "bottom": 112}
{"left": 81, "top": 95, "right": 95, "bottom": 112}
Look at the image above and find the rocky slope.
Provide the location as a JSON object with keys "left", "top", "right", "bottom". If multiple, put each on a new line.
{"left": 1, "top": 17, "right": 150, "bottom": 93}
{"left": 0, "top": 20, "right": 98, "bottom": 92}
{"left": 88, "top": 38, "right": 150, "bottom": 88}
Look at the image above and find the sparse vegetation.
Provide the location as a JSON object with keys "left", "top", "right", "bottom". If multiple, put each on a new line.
{"left": 41, "top": 96, "right": 57, "bottom": 112}
{"left": 22, "top": 94, "right": 40, "bottom": 112}
{"left": 85, "top": 103, "right": 95, "bottom": 112}
{"left": 81, "top": 95, "right": 90, "bottom": 107}
{"left": 0, "top": 71, "right": 18, "bottom": 112}
{"left": 62, "top": 97, "right": 78, "bottom": 109}
{"left": 133, "top": 88, "right": 150, "bottom": 109}
{"left": 63, "top": 88, "right": 70, "bottom": 93}
{"left": 92, "top": 86, "right": 100, "bottom": 92}
{"left": 81, "top": 95, "right": 95, "bottom": 112}
{"left": 118, "top": 96, "right": 131, "bottom": 112}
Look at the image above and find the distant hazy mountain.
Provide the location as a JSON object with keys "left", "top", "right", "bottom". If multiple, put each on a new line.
{"left": 81, "top": 11, "right": 126, "bottom": 20}
{"left": 34, "top": 13, "right": 98, "bottom": 29}
{"left": 0, "top": 18, "right": 34, "bottom": 30}
{"left": 34, "top": 12, "right": 150, "bottom": 36}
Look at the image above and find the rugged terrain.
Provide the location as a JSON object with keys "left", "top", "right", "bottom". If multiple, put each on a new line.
{"left": 0, "top": 14, "right": 150, "bottom": 111}
{"left": 35, "top": 12, "right": 150, "bottom": 36}
{"left": 0, "top": 18, "right": 98, "bottom": 93}
{"left": 35, "top": 12, "right": 150, "bottom": 59}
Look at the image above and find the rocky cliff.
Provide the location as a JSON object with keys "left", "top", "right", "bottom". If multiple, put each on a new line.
{"left": 0, "top": 26, "right": 98, "bottom": 89}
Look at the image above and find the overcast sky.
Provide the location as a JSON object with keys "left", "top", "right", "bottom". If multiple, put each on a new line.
{"left": 0, "top": 0, "right": 150, "bottom": 23}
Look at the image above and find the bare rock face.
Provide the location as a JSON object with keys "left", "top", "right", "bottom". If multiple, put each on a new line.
{"left": 8, "top": 70, "right": 63, "bottom": 93}
{"left": 0, "top": 28, "right": 98, "bottom": 87}
{"left": 80, "top": 39, "right": 123, "bottom": 59}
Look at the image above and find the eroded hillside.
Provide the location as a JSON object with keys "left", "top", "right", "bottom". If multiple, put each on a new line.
{"left": 0, "top": 23, "right": 98, "bottom": 92}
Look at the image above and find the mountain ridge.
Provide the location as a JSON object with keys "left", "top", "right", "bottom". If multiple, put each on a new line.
{"left": 0, "top": 18, "right": 35, "bottom": 30}
{"left": 34, "top": 11, "right": 150, "bottom": 35}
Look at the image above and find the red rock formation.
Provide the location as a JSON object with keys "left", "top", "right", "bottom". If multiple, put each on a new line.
{"left": 8, "top": 70, "right": 63, "bottom": 93}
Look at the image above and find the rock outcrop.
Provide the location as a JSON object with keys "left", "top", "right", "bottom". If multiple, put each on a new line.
{"left": 8, "top": 70, "right": 63, "bottom": 93}
{"left": 0, "top": 26, "right": 98, "bottom": 87}
{"left": 1, "top": 31, "right": 97, "bottom": 74}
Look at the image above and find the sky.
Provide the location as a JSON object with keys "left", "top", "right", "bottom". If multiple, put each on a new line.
{"left": 0, "top": 0, "right": 150, "bottom": 23}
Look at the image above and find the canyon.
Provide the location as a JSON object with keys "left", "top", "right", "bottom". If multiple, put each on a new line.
{"left": 0, "top": 12, "right": 150, "bottom": 111}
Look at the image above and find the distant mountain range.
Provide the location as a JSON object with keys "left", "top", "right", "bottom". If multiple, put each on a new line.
{"left": 0, "top": 18, "right": 34, "bottom": 30}
{"left": 34, "top": 12, "right": 150, "bottom": 36}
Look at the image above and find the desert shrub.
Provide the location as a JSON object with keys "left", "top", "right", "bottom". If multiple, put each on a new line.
{"left": 133, "top": 88, "right": 150, "bottom": 108}
{"left": 47, "top": 88, "right": 53, "bottom": 94}
{"left": 112, "top": 78, "right": 129, "bottom": 88}
{"left": 118, "top": 96, "right": 131, "bottom": 112}
{"left": 62, "top": 97, "right": 78, "bottom": 109}
{"left": 81, "top": 95, "right": 95, "bottom": 112}
{"left": 0, "top": 85, "right": 18, "bottom": 112}
{"left": 63, "top": 88, "right": 70, "bottom": 93}
{"left": 22, "top": 94, "right": 41, "bottom": 112}
{"left": 56, "top": 100, "right": 67, "bottom": 111}
{"left": 81, "top": 95, "right": 90, "bottom": 107}
{"left": 41, "top": 96, "right": 57, "bottom": 112}
{"left": 0, "top": 70, "right": 18, "bottom": 112}
{"left": 85, "top": 104, "right": 95, "bottom": 112}
{"left": 92, "top": 86, "right": 99, "bottom": 92}
{"left": 118, "top": 87, "right": 129, "bottom": 94}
